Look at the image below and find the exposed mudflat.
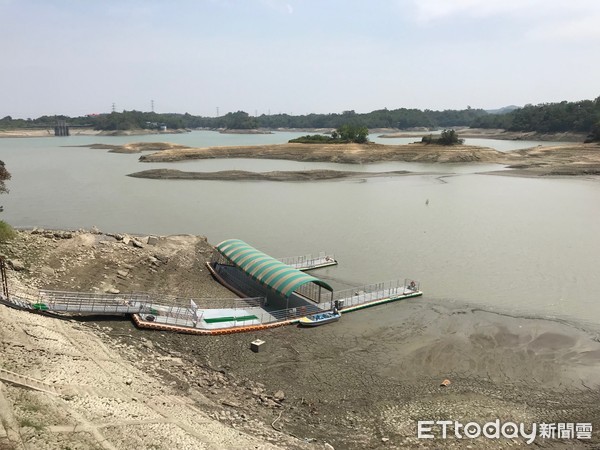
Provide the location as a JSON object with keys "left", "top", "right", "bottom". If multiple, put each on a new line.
{"left": 0, "top": 128, "right": 189, "bottom": 138}
{"left": 378, "top": 128, "right": 589, "bottom": 142}
{"left": 71, "top": 142, "right": 190, "bottom": 153}
{"left": 1, "top": 230, "right": 599, "bottom": 448}
{"left": 136, "top": 142, "right": 507, "bottom": 164}
{"left": 127, "top": 168, "right": 413, "bottom": 181}
{"left": 69, "top": 140, "right": 588, "bottom": 178}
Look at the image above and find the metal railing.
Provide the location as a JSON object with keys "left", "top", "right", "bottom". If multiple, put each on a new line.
{"left": 278, "top": 252, "right": 336, "bottom": 269}
{"left": 7, "top": 288, "right": 265, "bottom": 317}
{"left": 332, "top": 278, "right": 420, "bottom": 309}
{"left": 40, "top": 290, "right": 151, "bottom": 313}
{"left": 267, "top": 303, "right": 323, "bottom": 322}
{"left": 141, "top": 292, "right": 265, "bottom": 310}
{"left": 3, "top": 278, "right": 420, "bottom": 331}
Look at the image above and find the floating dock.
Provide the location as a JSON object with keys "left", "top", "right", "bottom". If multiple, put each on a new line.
{"left": 0, "top": 243, "right": 421, "bottom": 335}
{"left": 278, "top": 252, "right": 338, "bottom": 271}
{"left": 0, "top": 283, "right": 422, "bottom": 335}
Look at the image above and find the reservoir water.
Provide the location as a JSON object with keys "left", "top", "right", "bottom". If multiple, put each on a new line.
{"left": 0, "top": 131, "right": 598, "bottom": 327}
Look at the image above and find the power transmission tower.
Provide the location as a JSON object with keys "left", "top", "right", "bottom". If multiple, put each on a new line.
{"left": 216, "top": 107, "right": 219, "bottom": 117}
{"left": 111, "top": 103, "right": 116, "bottom": 113}
{"left": 151, "top": 100, "right": 155, "bottom": 113}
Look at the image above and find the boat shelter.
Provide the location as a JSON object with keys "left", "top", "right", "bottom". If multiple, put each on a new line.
{"left": 209, "top": 239, "right": 333, "bottom": 309}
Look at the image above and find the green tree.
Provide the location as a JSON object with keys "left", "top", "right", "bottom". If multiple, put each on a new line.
{"left": 224, "top": 111, "right": 258, "bottom": 130}
{"left": 421, "top": 129, "right": 464, "bottom": 145}
{"left": 336, "top": 124, "right": 369, "bottom": 143}
{"left": 0, "top": 160, "right": 10, "bottom": 194}
{"left": 288, "top": 123, "right": 369, "bottom": 144}
{"left": 438, "top": 129, "right": 464, "bottom": 145}
{"left": 585, "top": 122, "right": 600, "bottom": 143}
{"left": 0, "top": 160, "right": 13, "bottom": 241}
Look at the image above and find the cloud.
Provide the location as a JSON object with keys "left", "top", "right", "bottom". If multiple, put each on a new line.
{"left": 529, "top": 16, "right": 600, "bottom": 42}
{"left": 410, "top": 0, "right": 600, "bottom": 22}
{"left": 412, "top": 0, "right": 543, "bottom": 21}
{"left": 408, "top": 0, "right": 600, "bottom": 42}
{"left": 259, "top": 0, "right": 294, "bottom": 14}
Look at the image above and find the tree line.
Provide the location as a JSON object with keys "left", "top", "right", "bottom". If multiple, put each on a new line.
{"left": 1, "top": 96, "right": 599, "bottom": 141}
{"left": 471, "top": 97, "right": 600, "bottom": 135}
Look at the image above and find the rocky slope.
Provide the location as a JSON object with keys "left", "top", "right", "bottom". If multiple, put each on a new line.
{"left": 0, "top": 230, "right": 324, "bottom": 449}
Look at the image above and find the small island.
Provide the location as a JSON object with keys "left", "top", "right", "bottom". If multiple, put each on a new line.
{"left": 127, "top": 168, "right": 413, "bottom": 182}
{"left": 289, "top": 124, "right": 369, "bottom": 144}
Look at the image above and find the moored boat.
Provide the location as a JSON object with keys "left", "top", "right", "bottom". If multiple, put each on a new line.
{"left": 298, "top": 310, "right": 341, "bottom": 327}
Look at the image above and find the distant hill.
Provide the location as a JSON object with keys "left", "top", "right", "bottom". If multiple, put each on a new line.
{"left": 2, "top": 98, "right": 598, "bottom": 136}
{"left": 485, "top": 105, "right": 520, "bottom": 115}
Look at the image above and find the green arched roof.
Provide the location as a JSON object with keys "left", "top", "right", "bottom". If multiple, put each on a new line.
{"left": 216, "top": 239, "right": 333, "bottom": 299}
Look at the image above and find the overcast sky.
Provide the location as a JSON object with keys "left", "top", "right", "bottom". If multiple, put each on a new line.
{"left": 2, "top": 0, "right": 599, "bottom": 118}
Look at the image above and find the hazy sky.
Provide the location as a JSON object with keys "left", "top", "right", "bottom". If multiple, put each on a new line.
{"left": 2, "top": 0, "right": 599, "bottom": 118}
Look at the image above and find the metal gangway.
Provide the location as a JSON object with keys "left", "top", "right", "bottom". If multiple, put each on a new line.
{"left": 278, "top": 251, "right": 337, "bottom": 271}
{"left": 37, "top": 290, "right": 154, "bottom": 314}
{"left": 0, "top": 277, "right": 421, "bottom": 334}
{"left": 0, "top": 288, "right": 272, "bottom": 330}
{"left": 328, "top": 279, "right": 422, "bottom": 312}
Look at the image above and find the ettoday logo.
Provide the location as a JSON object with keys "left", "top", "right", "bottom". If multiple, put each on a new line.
{"left": 417, "top": 420, "right": 592, "bottom": 444}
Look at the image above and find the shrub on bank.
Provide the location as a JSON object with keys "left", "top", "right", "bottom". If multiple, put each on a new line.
{"left": 584, "top": 122, "right": 600, "bottom": 143}
{"left": 0, "top": 221, "right": 15, "bottom": 242}
{"left": 421, "top": 129, "right": 464, "bottom": 145}
{"left": 289, "top": 134, "right": 337, "bottom": 143}
{"left": 288, "top": 124, "right": 370, "bottom": 144}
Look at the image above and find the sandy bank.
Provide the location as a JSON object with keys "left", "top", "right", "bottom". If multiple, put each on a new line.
{"left": 1, "top": 229, "right": 600, "bottom": 448}
{"left": 0, "top": 230, "right": 316, "bottom": 449}
{"left": 218, "top": 129, "right": 274, "bottom": 134}
{"left": 133, "top": 141, "right": 600, "bottom": 177}
{"left": 0, "top": 128, "right": 189, "bottom": 138}
{"left": 137, "top": 142, "right": 508, "bottom": 164}
{"left": 0, "top": 129, "right": 62, "bottom": 138}
{"left": 71, "top": 142, "right": 191, "bottom": 154}
{"left": 481, "top": 143, "right": 600, "bottom": 176}
{"left": 127, "top": 168, "right": 413, "bottom": 181}
{"left": 0, "top": 296, "right": 296, "bottom": 450}
{"left": 378, "top": 128, "right": 588, "bottom": 142}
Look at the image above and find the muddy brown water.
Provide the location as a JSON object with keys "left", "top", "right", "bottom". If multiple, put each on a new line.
{"left": 0, "top": 132, "right": 599, "bottom": 326}
{"left": 2, "top": 131, "right": 600, "bottom": 446}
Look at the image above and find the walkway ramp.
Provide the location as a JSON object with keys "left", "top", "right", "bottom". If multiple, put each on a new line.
{"left": 0, "top": 278, "right": 422, "bottom": 335}
{"left": 333, "top": 281, "right": 421, "bottom": 311}
{"left": 278, "top": 252, "right": 337, "bottom": 270}
{"left": 37, "top": 291, "right": 155, "bottom": 315}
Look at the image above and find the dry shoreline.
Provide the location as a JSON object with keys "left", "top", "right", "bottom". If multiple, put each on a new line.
{"left": 127, "top": 168, "right": 414, "bottom": 181}
{"left": 0, "top": 127, "right": 588, "bottom": 142}
{"left": 0, "top": 128, "right": 189, "bottom": 138}
{"left": 377, "top": 127, "right": 588, "bottom": 142}
{"left": 136, "top": 142, "right": 508, "bottom": 164}
{"left": 7, "top": 129, "right": 599, "bottom": 177}
{"left": 0, "top": 229, "right": 599, "bottom": 448}
{"left": 127, "top": 141, "right": 600, "bottom": 178}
